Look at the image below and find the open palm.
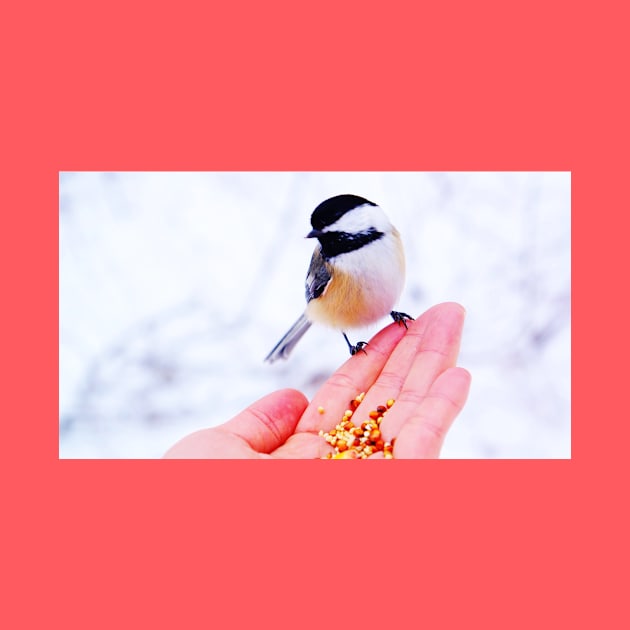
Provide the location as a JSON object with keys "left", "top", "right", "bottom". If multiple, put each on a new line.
{"left": 163, "top": 302, "right": 470, "bottom": 459}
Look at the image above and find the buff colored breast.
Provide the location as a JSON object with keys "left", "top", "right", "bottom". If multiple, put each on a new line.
{"left": 305, "top": 229, "right": 405, "bottom": 330}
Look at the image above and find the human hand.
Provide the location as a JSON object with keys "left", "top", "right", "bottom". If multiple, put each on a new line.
{"left": 163, "top": 302, "right": 471, "bottom": 459}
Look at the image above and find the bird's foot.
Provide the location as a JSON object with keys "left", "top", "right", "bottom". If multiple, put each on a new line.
{"left": 343, "top": 332, "right": 368, "bottom": 356}
{"left": 390, "top": 311, "right": 415, "bottom": 329}
{"left": 350, "top": 341, "right": 369, "bottom": 356}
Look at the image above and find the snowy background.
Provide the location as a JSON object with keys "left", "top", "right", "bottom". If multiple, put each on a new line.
{"left": 59, "top": 172, "right": 571, "bottom": 458}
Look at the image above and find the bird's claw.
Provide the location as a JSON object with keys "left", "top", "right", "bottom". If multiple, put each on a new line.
{"left": 390, "top": 310, "right": 415, "bottom": 329}
{"left": 350, "top": 341, "right": 369, "bottom": 356}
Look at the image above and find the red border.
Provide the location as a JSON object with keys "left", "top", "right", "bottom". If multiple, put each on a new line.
{"left": 3, "top": 1, "right": 626, "bottom": 628}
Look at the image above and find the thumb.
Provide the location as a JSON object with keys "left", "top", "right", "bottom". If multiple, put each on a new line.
{"left": 220, "top": 388, "right": 309, "bottom": 453}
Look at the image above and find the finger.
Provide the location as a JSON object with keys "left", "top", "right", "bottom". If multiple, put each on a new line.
{"left": 296, "top": 320, "right": 409, "bottom": 433}
{"left": 401, "top": 302, "right": 465, "bottom": 395}
{"left": 358, "top": 303, "right": 463, "bottom": 421}
{"left": 379, "top": 302, "right": 466, "bottom": 441}
{"left": 392, "top": 367, "right": 471, "bottom": 458}
{"left": 218, "top": 388, "right": 309, "bottom": 453}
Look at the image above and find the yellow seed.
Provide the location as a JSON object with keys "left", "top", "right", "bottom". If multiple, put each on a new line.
{"left": 332, "top": 450, "right": 358, "bottom": 459}
{"left": 318, "top": 406, "right": 325, "bottom": 414}
{"left": 387, "top": 399, "right": 395, "bottom": 408}
{"left": 344, "top": 409, "right": 353, "bottom": 418}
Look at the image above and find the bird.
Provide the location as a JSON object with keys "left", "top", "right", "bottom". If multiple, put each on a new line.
{"left": 264, "top": 194, "right": 413, "bottom": 363}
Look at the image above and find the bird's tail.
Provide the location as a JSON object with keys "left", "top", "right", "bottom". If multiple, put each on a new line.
{"left": 264, "top": 314, "right": 312, "bottom": 363}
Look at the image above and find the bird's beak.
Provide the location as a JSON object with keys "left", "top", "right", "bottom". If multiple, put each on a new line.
{"left": 306, "top": 229, "right": 323, "bottom": 239}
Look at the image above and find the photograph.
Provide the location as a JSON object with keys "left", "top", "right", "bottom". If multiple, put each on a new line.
{"left": 59, "top": 171, "right": 571, "bottom": 458}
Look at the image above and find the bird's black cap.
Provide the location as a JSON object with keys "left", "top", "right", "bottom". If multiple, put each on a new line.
{"left": 310, "top": 194, "right": 376, "bottom": 231}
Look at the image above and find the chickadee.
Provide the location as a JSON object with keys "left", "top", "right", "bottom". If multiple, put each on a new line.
{"left": 264, "top": 194, "right": 413, "bottom": 363}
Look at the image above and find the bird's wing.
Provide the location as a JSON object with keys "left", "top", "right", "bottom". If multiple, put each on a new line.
{"left": 305, "top": 245, "right": 332, "bottom": 302}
